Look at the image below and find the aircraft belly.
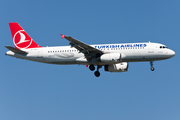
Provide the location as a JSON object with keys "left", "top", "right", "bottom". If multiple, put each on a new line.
{"left": 42, "top": 51, "right": 84, "bottom": 64}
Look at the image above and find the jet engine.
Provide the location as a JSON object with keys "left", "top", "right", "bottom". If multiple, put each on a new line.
{"left": 104, "top": 62, "right": 129, "bottom": 72}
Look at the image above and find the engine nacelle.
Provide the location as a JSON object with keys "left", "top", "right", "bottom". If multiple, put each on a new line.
{"left": 104, "top": 62, "right": 129, "bottom": 72}
{"left": 100, "top": 53, "right": 121, "bottom": 63}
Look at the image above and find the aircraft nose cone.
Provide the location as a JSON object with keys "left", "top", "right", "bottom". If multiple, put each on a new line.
{"left": 169, "top": 50, "right": 175, "bottom": 57}
{"left": 172, "top": 50, "right": 175, "bottom": 56}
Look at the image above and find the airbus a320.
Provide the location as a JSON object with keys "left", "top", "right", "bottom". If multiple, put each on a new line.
{"left": 5, "top": 23, "right": 175, "bottom": 77}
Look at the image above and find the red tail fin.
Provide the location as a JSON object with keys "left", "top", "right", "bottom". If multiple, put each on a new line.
{"left": 9, "top": 22, "right": 41, "bottom": 49}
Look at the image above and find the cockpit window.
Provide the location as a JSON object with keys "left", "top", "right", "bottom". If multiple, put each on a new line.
{"left": 160, "top": 46, "right": 168, "bottom": 49}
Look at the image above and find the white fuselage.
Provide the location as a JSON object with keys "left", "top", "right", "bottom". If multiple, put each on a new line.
{"left": 6, "top": 42, "right": 175, "bottom": 65}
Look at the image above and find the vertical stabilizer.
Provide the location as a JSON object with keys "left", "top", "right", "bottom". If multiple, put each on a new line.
{"left": 9, "top": 22, "right": 41, "bottom": 49}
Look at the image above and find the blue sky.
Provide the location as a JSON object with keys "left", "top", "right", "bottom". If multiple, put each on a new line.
{"left": 1, "top": 0, "right": 180, "bottom": 120}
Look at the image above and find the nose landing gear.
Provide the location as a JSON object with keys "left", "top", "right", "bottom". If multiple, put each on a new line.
{"left": 150, "top": 61, "right": 155, "bottom": 71}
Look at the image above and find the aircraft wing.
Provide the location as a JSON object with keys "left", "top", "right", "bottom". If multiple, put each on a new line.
{"left": 61, "top": 34, "right": 103, "bottom": 58}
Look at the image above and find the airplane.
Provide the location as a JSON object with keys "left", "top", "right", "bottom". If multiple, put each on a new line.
{"left": 5, "top": 22, "right": 175, "bottom": 77}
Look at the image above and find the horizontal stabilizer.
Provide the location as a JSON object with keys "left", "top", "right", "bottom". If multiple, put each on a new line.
{"left": 5, "top": 46, "right": 27, "bottom": 54}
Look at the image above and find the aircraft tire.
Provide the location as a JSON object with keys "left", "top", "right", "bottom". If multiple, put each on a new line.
{"left": 151, "top": 67, "right": 155, "bottom": 71}
{"left": 89, "top": 64, "right": 95, "bottom": 71}
{"left": 94, "top": 71, "right": 100, "bottom": 77}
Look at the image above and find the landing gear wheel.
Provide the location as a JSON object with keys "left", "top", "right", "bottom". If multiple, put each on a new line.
{"left": 150, "top": 61, "right": 155, "bottom": 71}
{"left": 89, "top": 64, "right": 95, "bottom": 71}
{"left": 94, "top": 71, "right": 100, "bottom": 77}
{"left": 151, "top": 67, "right": 155, "bottom": 71}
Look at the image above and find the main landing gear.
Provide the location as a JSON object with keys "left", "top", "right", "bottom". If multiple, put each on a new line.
{"left": 89, "top": 64, "right": 102, "bottom": 77}
{"left": 89, "top": 64, "right": 95, "bottom": 71}
{"left": 150, "top": 61, "right": 155, "bottom": 71}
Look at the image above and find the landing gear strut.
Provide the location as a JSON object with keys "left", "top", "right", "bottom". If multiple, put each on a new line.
{"left": 150, "top": 61, "right": 155, "bottom": 71}
{"left": 94, "top": 65, "right": 102, "bottom": 77}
